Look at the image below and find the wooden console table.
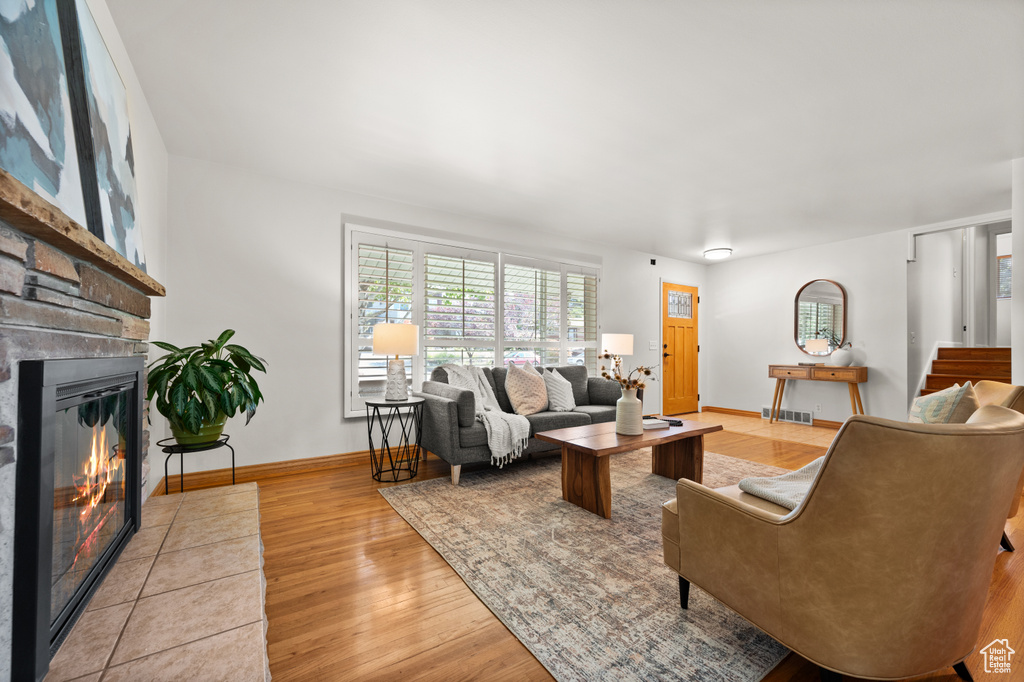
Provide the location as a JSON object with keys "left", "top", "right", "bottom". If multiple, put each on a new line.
{"left": 768, "top": 365, "right": 868, "bottom": 423}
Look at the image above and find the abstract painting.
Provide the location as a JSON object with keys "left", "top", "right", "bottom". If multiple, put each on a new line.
{"left": 69, "top": 0, "right": 145, "bottom": 271}
{"left": 0, "top": 0, "right": 87, "bottom": 227}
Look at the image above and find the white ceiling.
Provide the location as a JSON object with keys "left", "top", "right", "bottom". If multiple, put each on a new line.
{"left": 107, "top": 0, "right": 1024, "bottom": 262}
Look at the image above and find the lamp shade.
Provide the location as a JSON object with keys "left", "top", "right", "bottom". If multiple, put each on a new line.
{"left": 373, "top": 323, "right": 419, "bottom": 356}
{"left": 805, "top": 338, "right": 829, "bottom": 354}
{"left": 601, "top": 333, "right": 633, "bottom": 356}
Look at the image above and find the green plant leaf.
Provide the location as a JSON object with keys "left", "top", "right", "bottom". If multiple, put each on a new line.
{"left": 201, "top": 390, "right": 218, "bottom": 421}
{"left": 181, "top": 362, "right": 201, "bottom": 392}
{"left": 196, "top": 365, "right": 223, "bottom": 393}
{"left": 230, "top": 354, "right": 251, "bottom": 372}
{"left": 220, "top": 390, "right": 234, "bottom": 417}
{"left": 152, "top": 341, "right": 182, "bottom": 353}
{"left": 170, "top": 381, "right": 188, "bottom": 415}
{"left": 215, "top": 329, "right": 236, "bottom": 349}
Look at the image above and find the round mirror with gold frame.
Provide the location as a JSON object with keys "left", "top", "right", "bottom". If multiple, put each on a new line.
{"left": 795, "top": 279, "right": 846, "bottom": 355}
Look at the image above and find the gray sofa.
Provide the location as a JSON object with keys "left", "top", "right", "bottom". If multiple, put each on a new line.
{"left": 417, "top": 364, "right": 622, "bottom": 484}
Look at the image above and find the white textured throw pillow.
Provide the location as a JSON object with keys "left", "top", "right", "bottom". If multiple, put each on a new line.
{"left": 506, "top": 363, "right": 548, "bottom": 415}
{"left": 543, "top": 369, "right": 576, "bottom": 412}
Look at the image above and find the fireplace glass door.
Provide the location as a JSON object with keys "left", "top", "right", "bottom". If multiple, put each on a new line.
{"left": 51, "top": 391, "right": 129, "bottom": 625}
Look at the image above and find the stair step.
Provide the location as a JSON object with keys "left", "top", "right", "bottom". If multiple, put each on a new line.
{"left": 937, "top": 347, "right": 1011, "bottom": 361}
{"left": 925, "top": 374, "right": 1008, "bottom": 390}
{"left": 919, "top": 388, "right": 939, "bottom": 396}
{"left": 931, "top": 360, "right": 1011, "bottom": 377}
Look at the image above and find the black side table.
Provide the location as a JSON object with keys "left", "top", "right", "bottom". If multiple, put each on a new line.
{"left": 365, "top": 397, "right": 425, "bottom": 482}
{"left": 157, "top": 435, "right": 235, "bottom": 494}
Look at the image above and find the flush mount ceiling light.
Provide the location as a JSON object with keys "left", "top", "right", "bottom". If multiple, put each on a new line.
{"left": 703, "top": 248, "right": 733, "bottom": 260}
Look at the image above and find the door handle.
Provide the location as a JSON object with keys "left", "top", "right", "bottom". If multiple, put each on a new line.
{"left": 663, "top": 352, "right": 672, "bottom": 358}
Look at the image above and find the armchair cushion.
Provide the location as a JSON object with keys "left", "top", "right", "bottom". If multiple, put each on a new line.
{"left": 908, "top": 381, "right": 979, "bottom": 423}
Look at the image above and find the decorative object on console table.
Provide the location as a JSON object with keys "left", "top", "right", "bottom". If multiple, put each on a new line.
{"left": 373, "top": 323, "right": 418, "bottom": 401}
{"left": 768, "top": 364, "right": 868, "bottom": 423}
{"left": 146, "top": 329, "right": 268, "bottom": 446}
{"left": 830, "top": 343, "right": 854, "bottom": 366}
{"left": 365, "top": 396, "right": 424, "bottom": 482}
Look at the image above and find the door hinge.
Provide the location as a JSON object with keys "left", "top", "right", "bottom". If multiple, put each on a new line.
{"left": 697, "top": 394, "right": 700, "bottom": 401}
{"left": 963, "top": 325, "right": 967, "bottom": 332}
{"left": 697, "top": 296, "right": 700, "bottom": 303}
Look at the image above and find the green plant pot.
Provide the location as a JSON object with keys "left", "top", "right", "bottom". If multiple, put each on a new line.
{"left": 169, "top": 413, "right": 228, "bottom": 447}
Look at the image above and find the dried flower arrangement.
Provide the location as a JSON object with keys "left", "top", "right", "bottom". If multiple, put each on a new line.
{"left": 599, "top": 351, "right": 657, "bottom": 390}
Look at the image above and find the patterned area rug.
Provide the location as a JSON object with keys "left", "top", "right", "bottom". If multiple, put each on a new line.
{"left": 380, "top": 449, "right": 791, "bottom": 682}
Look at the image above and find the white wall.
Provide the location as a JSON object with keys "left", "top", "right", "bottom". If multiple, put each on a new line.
{"left": 703, "top": 230, "right": 909, "bottom": 423}
{"left": 907, "top": 230, "right": 961, "bottom": 401}
{"left": 163, "top": 155, "right": 706, "bottom": 471}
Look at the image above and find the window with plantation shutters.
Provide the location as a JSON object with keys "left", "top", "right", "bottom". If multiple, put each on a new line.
{"left": 344, "top": 226, "right": 600, "bottom": 416}
{"left": 503, "top": 263, "right": 561, "bottom": 343}
{"left": 356, "top": 244, "right": 414, "bottom": 398}
{"left": 423, "top": 252, "right": 498, "bottom": 377}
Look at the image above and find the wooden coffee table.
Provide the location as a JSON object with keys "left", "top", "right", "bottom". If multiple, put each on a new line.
{"left": 535, "top": 419, "right": 723, "bottom": 519}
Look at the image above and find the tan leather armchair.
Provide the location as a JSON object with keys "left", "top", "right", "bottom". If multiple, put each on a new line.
{"left": 974, "top": 381, "right": 1024, "bottom": 541}
{"left": 662, "top": 406, "right": 1024, "bottom": 681}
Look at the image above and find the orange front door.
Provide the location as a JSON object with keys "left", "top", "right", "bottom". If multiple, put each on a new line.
{"left": 662, "top": 282, "right": 698, "bottom": 414}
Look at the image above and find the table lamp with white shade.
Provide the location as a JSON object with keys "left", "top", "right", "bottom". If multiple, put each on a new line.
{"left": 601, "top": 332, "right": 633, "bottom": 361}
{"left": 805, "top": 338, "right": 830, "bottom": 356}
{"left": 373, "top": 323, "right": 418, "bottom": 401}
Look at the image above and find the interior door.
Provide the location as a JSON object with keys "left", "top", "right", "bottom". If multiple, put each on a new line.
{"left": 662, "top": 282, "right": 698, "bottom": 414}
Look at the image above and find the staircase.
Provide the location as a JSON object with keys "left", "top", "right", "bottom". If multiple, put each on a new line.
{"left": 920, "top": 347, "right": 1011, "bottom": 396}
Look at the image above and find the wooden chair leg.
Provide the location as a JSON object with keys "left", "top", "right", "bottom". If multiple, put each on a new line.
{"left": 953, "top": 661, "right": 974, "bottom": 681}
{"left": 819, "top": 667, "right": 843, "bottom": 681}
{"left": 678, "top": 576, "right": 689, "bottom": 609}
{"left": 1001, "top": 530, "right": 1014, "bottom": 552}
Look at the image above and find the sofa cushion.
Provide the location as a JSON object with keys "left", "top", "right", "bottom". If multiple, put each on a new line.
{"left": 459, "top": 423, "right": 489, "bottom": 448}
{"left": 506, "top": 363, "right": 548, "bottom": 416}
{"left": 587, "top": 377, "right": 622, "bottom": 406}
{"left": 908, "top": 382, "right": 979, "bottom": 424}
{"left": 543, "top": 365, "right": 590, "bottom": 406}
{"left": 489, "top": 367, "right": 515, "bottom": 413}
{"left": 526, "top": 410, "right": 590, "bottom": 435}
{"left": 420, "top": 380, "right": 476, "bottom": 428}
{"left": 543, "top": 369, "right": 576, "bottom": 412}
{"left": 572, "top": 404, "right": 616, "bottom": 424}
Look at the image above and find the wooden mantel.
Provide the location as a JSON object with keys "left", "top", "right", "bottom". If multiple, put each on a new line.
{"left": 0, "top": 168, "right": 165, "bottom": 297}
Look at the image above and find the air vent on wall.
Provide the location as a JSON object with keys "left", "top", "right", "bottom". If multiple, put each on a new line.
{"left": 761, "top": 406, "right": 814, "bottom": 425}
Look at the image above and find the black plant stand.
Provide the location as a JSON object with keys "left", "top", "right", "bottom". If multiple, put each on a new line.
{"left": 365, "top": 397, "right": 424, "bottom": 482}
{"left": 157, "top": 435, "right": 235, "bottom": 494}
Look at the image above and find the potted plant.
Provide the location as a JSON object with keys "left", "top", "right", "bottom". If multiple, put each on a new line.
{"left": 147, "top": 329, "right": 268, "bottom": 446}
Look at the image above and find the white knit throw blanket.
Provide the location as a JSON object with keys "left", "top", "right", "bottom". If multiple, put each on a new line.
{"left": 737, "top": 456, "right": 825, "bottom": 510}
{"left": 441, "top": 364, "right": 530, "bottom": 468}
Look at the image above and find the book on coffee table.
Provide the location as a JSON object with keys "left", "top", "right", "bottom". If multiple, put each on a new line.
{"left": 643, "top": 418, "right": 670, "bottom": 429}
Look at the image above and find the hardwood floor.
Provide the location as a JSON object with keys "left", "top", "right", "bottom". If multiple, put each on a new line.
{"left": 243, "top": 414, "right": 1024, "bottom": 681}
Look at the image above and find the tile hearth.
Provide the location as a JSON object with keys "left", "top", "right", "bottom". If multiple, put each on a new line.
{"left": 44, "top": 483, "right": 270, "bottom": 682}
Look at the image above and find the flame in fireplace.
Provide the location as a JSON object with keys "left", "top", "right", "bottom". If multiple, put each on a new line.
{"left": 69, "top": 427, "right": 123, "bottom": 566}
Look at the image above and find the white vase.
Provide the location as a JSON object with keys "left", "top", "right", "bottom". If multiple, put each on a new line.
{"left": 616, "top": 388, "right": 643, "bottom": 435}
{"left": 830, "top": 347, "right": 854, "bottom": 366}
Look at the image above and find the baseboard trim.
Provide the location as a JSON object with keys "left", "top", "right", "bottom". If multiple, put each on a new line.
{"left": 702, "top": 406, "right": 843, "bottom": 430}
{"left": 701, "top": 406, "right": 760, "bottom": 418}
{"left": 150, "top": 448, "right": 375, "bottom": 496}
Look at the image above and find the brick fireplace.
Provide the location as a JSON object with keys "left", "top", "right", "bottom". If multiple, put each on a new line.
{"left": 0, "top": 169, "right": 165, "bottom": 681}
